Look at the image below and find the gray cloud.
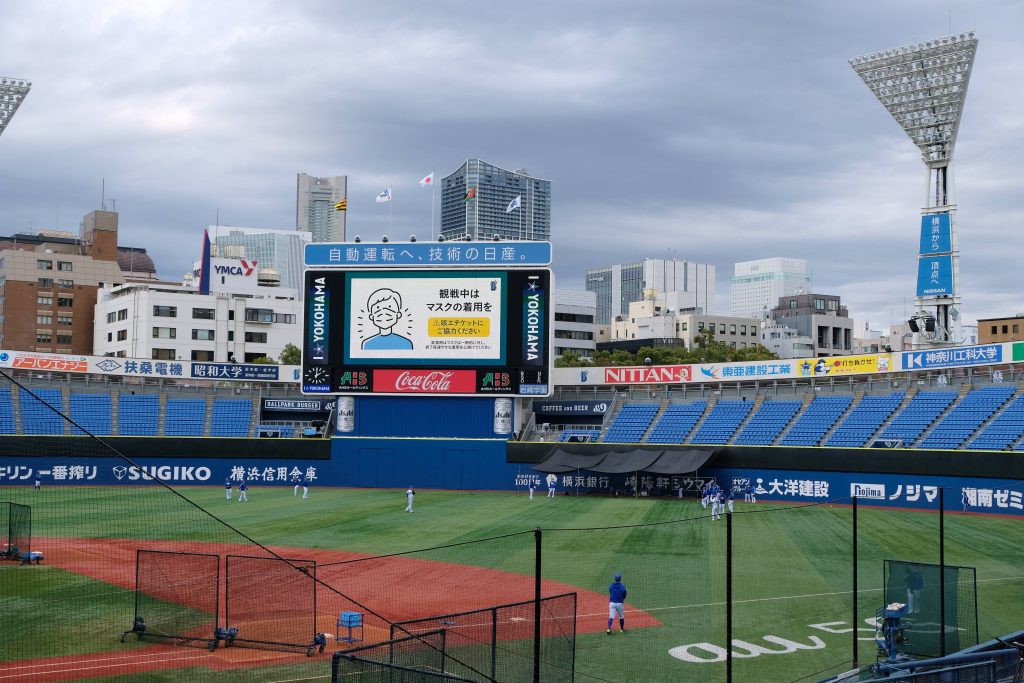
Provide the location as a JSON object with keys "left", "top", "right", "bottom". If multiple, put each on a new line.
{"left": 2, "top": 0, "right": 1021, "bottom": 331}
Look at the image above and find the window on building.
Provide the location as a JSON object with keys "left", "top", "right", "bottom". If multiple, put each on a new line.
{"left": 107, "top": 332, "right": 112, "bottom": 342}
{"left": 244, "top": 352, "right": 267, "bottom": 362}
{"left": 192, "top": 329, "right": 215, "bottom": 341}
{"left": 273, "top": 313, "right": 295, "bottom": 324}
{"left": 152, "top": 327, "right": 176, "bottom": 339}
{"left": 814, "top": 298, "right": 826, "bottom": 310}
{"left": 37, "top": 295, "right": 53, "bottom": 306}
{"left": 228, "top": 310, "right": 235, "bottom": 321}
{"left": 681, "top": 322, "right": 688, "bottom": 331}
{"left": 227, "top": 331, "right": 234, "bottom": 341}
{"left": 741, "top": 325, "right": 747, "bottom": 335}
{"left": 152, "top": 348, "right": 176, "bottom": 360}
{"left": 116, "top": 329, "right": 127, "bottom": 341}
{"left": 244, "top": 308, "right": 274, "bottom": 323}
{"left": 57, "top": 261, "right": 73, "bottom": 272}
{"left": 56, "top": 334, "right": 72, "bottom": 345}
{"left": 991, "top": 325, "right": 998, "bottom": 334}
{"left": 38, "top": 278, "right": 53, "bottom": 288}
{"left": 117, "top": 308, "right": 128, "bottom": 321}
{"left": 1002, "top": 325, "right": 1009, "bottom": 334}
{"left": 191, "top": 350, "right": 215, "bottom": 361}
{"left": 58, "top": 279, "right": 74, "bottom": 289}
{"left": 697, "top": 322, "right": 705, "bottom": 332}
{"left": 153, "top": 305, "right": 177, "bottom": 317}
{"left": 245, "top": 331, "right": 268, "bottom": 343}
{"left": 789, "top": 300, "right": 797, "bottom": 309}
{"left": 192, "top": 308, "right": 215, "bottom": 320}
{"left": 57, "top": 314, "right": 72, "bottom": 326}
{"left": 57, "top": 296, "right": 73, "bottom": 308}
{"left": 1014, "top": 324, "right": 1021, "bottom": 334}
{"left": 36, "top": 332, "right": 52, "bottom": 344}
{"left": 37, "top": 260, "right": 53, "bottom": 270}
{"left": 719, "top": 324, "right": 726, "bottom": 334}
{"left": 36, "top": 314, "right": 53, "bottom": 325}
{"left": 827, "top": 299, "right": 837, "bottom": 311}
{"left": 106, "top": 311, "right": 116, "bottom": 324}
{"left": 729, "top": 324, "right": 737, "bottom": 335}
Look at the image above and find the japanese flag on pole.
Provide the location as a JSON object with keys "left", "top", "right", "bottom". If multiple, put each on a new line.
{"left": 375, "top": 187, "right": 392, "bottom": 203}
{"left": 418, "top": 173, "right": 434, "bottom": 187}
{"left": 505, "top": 195, "right": 522, "bottom": 213}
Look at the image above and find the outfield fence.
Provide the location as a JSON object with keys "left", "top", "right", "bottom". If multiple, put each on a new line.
{"left": 2, "top": 368, "right": 1024, "bottom": 682}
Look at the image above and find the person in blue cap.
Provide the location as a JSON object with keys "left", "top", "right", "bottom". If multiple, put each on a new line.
{"left": 607, "top": 572, "right": 627, "bottom": 634}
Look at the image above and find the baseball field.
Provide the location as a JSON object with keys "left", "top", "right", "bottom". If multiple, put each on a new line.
{"left": 2, "top": 484, "right": 1023, "bottom": 682}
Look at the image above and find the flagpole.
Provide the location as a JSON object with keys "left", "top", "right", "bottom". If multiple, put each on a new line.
{"left": 388, "top": 186, "right": 393, "bottom": 240}
{"left": 431, "top": 169, "right": 436, "bottom": 241}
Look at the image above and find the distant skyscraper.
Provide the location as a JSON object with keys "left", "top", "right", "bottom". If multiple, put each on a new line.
{"left": 439, "top": 159, "right": 550, "bottom": 241}
{"left": 296, "top": 173, "right": 347, "bottom": 242}
{"left": 731, "top": 257, "right": 811, "bottom": 320}
{"left": 586, "top": 258, "right": 715, "bottom": 326}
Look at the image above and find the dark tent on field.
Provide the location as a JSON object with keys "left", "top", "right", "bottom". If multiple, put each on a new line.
{"left": 643, "top": 448, "right": 718, "bottom": 474}
{"left": 529, "top": 449, "right": 608, "bottom": 473}
{"left": 589, "top": 449, "right": 664, "bottom": 474}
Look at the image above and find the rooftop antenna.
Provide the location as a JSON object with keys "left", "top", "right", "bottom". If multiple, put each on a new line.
{"left": 101, "top": 178, "right": 106, "bottom": 211}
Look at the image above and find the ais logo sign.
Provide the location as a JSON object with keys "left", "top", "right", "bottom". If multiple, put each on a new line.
{"left": 481, "top": 372, "right": 511, "bottom": 388}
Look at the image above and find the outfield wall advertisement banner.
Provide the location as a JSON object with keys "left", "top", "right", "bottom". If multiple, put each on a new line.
{"left": 0, "top": 350, "right": 300, "bottom": 383}
{"left": 902, "top": 344, "right": 1002, "bottom": 371}
{"left": 302, "top": 269, "right": 551, "bottom": 396}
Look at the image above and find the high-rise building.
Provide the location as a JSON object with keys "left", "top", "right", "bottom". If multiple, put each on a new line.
{"left": 208, "top": 226, "right": 311, "bottom": 295}
{"left": 439, "top": 159, "right": 550, "bottom": 241}
{"left": 585, "top": 258, "right": 715, "bottom": 326}
{"left": 296, "top": 174, "right": 347, "bottom": 242}
{"left": 731, "top": 257, "right": 811, "bottom": 320}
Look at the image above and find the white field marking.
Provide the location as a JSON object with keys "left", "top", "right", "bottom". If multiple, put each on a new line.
{"left": 268, "top": 677, "right": 332, "bottom": 683}
{"left": 0, "top": 652, "right": 210, "bottom": 679}
{"left": 574, "top": 575, "right": 1024, "bottom": 620}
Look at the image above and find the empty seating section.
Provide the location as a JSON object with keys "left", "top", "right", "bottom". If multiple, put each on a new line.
{"left": 966, "top": 395, "right": 1024, "bottom": 450}
{"left": 0, "top": 389, "right": 14, "bottom": 434}
{"left": 559, "top": 428, "right": 599, "bottom": 442}
{"left": 778, "top": 395, "right": 853, "bottom": 446}
{"left": 69, "top": 393, "right": 113, "bottom": 435}
{"left": 877, "top": 391, "right": 958, "bottom": 446}
{"left": 647, "top": 402, "right": 707, "bottom": 444}
{"left": 689, "top": 401, "right": 752, "bottom": 444}
{"left": 210, "top": 399, "right": 253, "bottom": 437}
{"left": 165, "top": 399, "right": 208, "bottom": 437}
{"left": 19, "top": 389, "right": 65, "bottom": 435}
{"left": 257, "top": 424, "right": 295, "bottom": 438}
{"left": 917, "top": 386, "right": 1016, "bottom": 449}
{"left": 602, "top": 404, "right": 659, "bottom": 442}
{"left": 824, "top": 392, "right": 905, "bottom": 447}
{"left": 119, "top": 394, "right": 160, "bottom": 436}
{"left": 734, "top": 400, "right": 801, "bottom": 445}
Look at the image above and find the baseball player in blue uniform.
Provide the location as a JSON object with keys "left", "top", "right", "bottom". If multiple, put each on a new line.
{"left": 607, "top": 572, "right": 627, "bottom": 634}
{"left": 961, "top": 489, "right": 969, "bottom": 513}
{"left": 701, "top": 483, "right": 710, "bottom": 508}
{"left": 727, "top": 487, "right": 735, "bottom": 514}
{"left": 238, "top": 481, "right": 248, "bottom": 502}
{"left": 225, "top": 478, "right": 232, "bottom": 501}
{"left": 293, "top": 473, "right": 302, "bottom": 496}
{"left": 302, "top": 476, "right": 311, "bottom": 499}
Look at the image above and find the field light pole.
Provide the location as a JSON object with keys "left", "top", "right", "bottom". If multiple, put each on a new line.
{"left": 850, "top": 33, "right": 978, "bottom": 349}
{"left": 0, "top": 77, "right": 32, "bottom": 138}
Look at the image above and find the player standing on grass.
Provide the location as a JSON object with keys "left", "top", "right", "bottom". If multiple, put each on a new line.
{"left": 405, "top": 486, "right": 415, "bottom": 512}
{"left": 546, "top": 473, "right": 557, "bottom": 498}
{"left": 607, "top": 572, "right": 627, "bottom": 634}
{"left": 238, "top": 480, "right": 248, "bottom": 502}
{"left": 727, "top": 487, "right": 735, "bottom": 514}
{"left": 34, "top": 475, "right": 41, "bottom": 492}
{"left": 293, "top": 472, "right": 301, "bottom": 496}
{"left": 961, "top": 488, "right": 969, "bottom": 513}
{"left": 302, "top": 475, "right": 310, "bottom": 499}
{"left": 225, "top": 478, "right": 232, "bottom": 500}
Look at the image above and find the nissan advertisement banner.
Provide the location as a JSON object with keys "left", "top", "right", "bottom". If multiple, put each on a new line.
{"left": 301, "top": 268, "right": 552, "bottom": 397}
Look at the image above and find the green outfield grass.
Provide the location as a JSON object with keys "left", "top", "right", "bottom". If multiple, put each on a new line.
{"left": 2, "top": 485, "right": 1022, "bottom": 682}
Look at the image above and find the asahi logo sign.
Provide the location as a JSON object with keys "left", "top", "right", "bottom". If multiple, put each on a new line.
{"left": 112, "top": 465, "right": 212, "bottom": 482}
{"left": 374, "top": 369, "right": 477, "bottom": 394}
{"left": 493, "top": 397, "right": 513, "bottom": 434}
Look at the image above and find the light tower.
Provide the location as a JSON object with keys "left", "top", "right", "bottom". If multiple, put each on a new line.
{"left": 850, "top": 33, "right": 978, "bottom": 349}
{"left": 0, "top": 77, "right": 32, "bottom": 138}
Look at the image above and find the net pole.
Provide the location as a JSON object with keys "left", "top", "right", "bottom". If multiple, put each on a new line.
{"left": 726, "top": 510, "right": 733, "bottom": 683}
{"left": 939, "top": 487, "right": 946, "bottom": 657}
{"left": 533, "top": 526, "right": 542, "bottom": 683}
{"left": 490, "top": 606, "right": 498, "bottom": 681}
{"left": 852, "top": 495, "right": 859, "bottom": 669}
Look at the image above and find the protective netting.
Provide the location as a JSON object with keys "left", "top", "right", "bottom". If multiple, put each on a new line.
{"left": 133, "top": 549, "right": 219, "bottom": 644}
{"left": 883, "top": 560, "right": 977, "bottom": 658}
{"left": 1, "top": 502, "right": 31, "bottom": 561}
{"left": 225, "top": 554, "right": 317, "bottom": 651}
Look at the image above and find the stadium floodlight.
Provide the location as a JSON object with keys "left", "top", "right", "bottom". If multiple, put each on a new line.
{"left": 850, "top": 34, "right": 977, "bottom": 349}
{"left": 0, "top": 77, "right": 32, "bottom": 139}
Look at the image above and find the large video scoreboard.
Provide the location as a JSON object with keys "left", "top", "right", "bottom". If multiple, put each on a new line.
{"left": 302, "top": 242, "right": 552, "bottom": 397}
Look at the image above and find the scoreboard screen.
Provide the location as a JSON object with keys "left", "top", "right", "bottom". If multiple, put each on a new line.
{"left": 303, "top": 268, "right": 551, "bottom": 396}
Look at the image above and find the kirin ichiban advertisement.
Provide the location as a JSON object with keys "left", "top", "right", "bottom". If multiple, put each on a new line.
{"left": 302, "top": 269, "right": 551, "bottom": 397}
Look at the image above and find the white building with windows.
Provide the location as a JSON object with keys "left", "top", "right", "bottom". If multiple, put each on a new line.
{"left": 93, "top": 281, "right": 300, "bottom": 363}
{"left": 731, "top": 257, "right": 811, "bottom": 320}
{"left": 553, "top": 289, "right": 597, "bottom": 360}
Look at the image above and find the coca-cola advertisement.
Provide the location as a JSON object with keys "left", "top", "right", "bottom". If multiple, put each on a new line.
{"left": 374, "top": 369, "right": 477, "bottom": 394}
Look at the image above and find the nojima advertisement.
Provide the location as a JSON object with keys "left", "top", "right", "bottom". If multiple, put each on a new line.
{"left": 302, "top": 268, "right": 551, "bottom": 397}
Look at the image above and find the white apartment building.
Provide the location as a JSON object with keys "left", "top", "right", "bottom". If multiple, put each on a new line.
{"left": 731, "top": 257, "right": 811, "bottom": 319}
{"left": 94, "top": 281, "right": 301, "bottom": 363}
{"left": 760, "top": 320, "right": 816, "bottom": 358}
{"left": 553, "top": 289, "right": 597, "bottom": 359}
{"left": 610, "top": 299, "right": 761, "bottom": 351}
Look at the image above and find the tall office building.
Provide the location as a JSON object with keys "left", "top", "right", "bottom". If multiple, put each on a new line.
{"left": 296, "top": 173, "right": 347, "bottom": 242}
{"left": 439, "top": 159, "right": 550, "bottom": 241}
{"left": 731, "top": 257, "right": 811, "bottom": 320}
{"left": 209, "top": 226, "right": 312, "bottom": 296}
{"left": 585, "top": 258, "right": 715, "bottom": 326}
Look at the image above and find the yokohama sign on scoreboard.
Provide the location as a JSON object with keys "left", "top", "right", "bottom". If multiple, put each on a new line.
{"left": 302, "top": 268, "right": 552, "bottom": 397}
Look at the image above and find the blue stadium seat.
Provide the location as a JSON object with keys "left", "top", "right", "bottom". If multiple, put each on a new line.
{"left": 778, "top": 395, "right": 853, "bottom": 446}
{"left": 733, "top": 400, "right": 802, "bottom": 445}
{"left": 877, "top": 391, "right": 958, "bottom": 446}
{"left": 119, "top": 394, "right": 160, "bottom": 436}
{"left": 165, "top": 399, "right": 208, "bottom": 437}
{"left": 647, "top": 401, "right": 707, "bottom": 444}
{"left": 602, "top": 404, "right": 660, "bottom": 443}
{"left": 19, "top": 388, "right": 65, "bottom": 435}
{"left": 966, "top": 394, "right": 1024, "bottom": 450}
{"left": 0, "top": 388, "right": 15, "bottom": 434}
{"left": 69, "top": 393, "right": 112, "bottom": 435}
{"left": 689, "top": 400, "right": 752, "bottom": 444}
{"left": 917, "top": 386, "right": 1016, "bottom": 449}
{"left": 824, "top": 392, "right": 905, "bottom": 447}
{"left": 210, "top": 399, "right": 253, "bottom": 437}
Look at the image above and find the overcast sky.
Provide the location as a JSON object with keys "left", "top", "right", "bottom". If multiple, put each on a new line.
{"left": 2, "top": 1, "right": 1022, "bottom": 331}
